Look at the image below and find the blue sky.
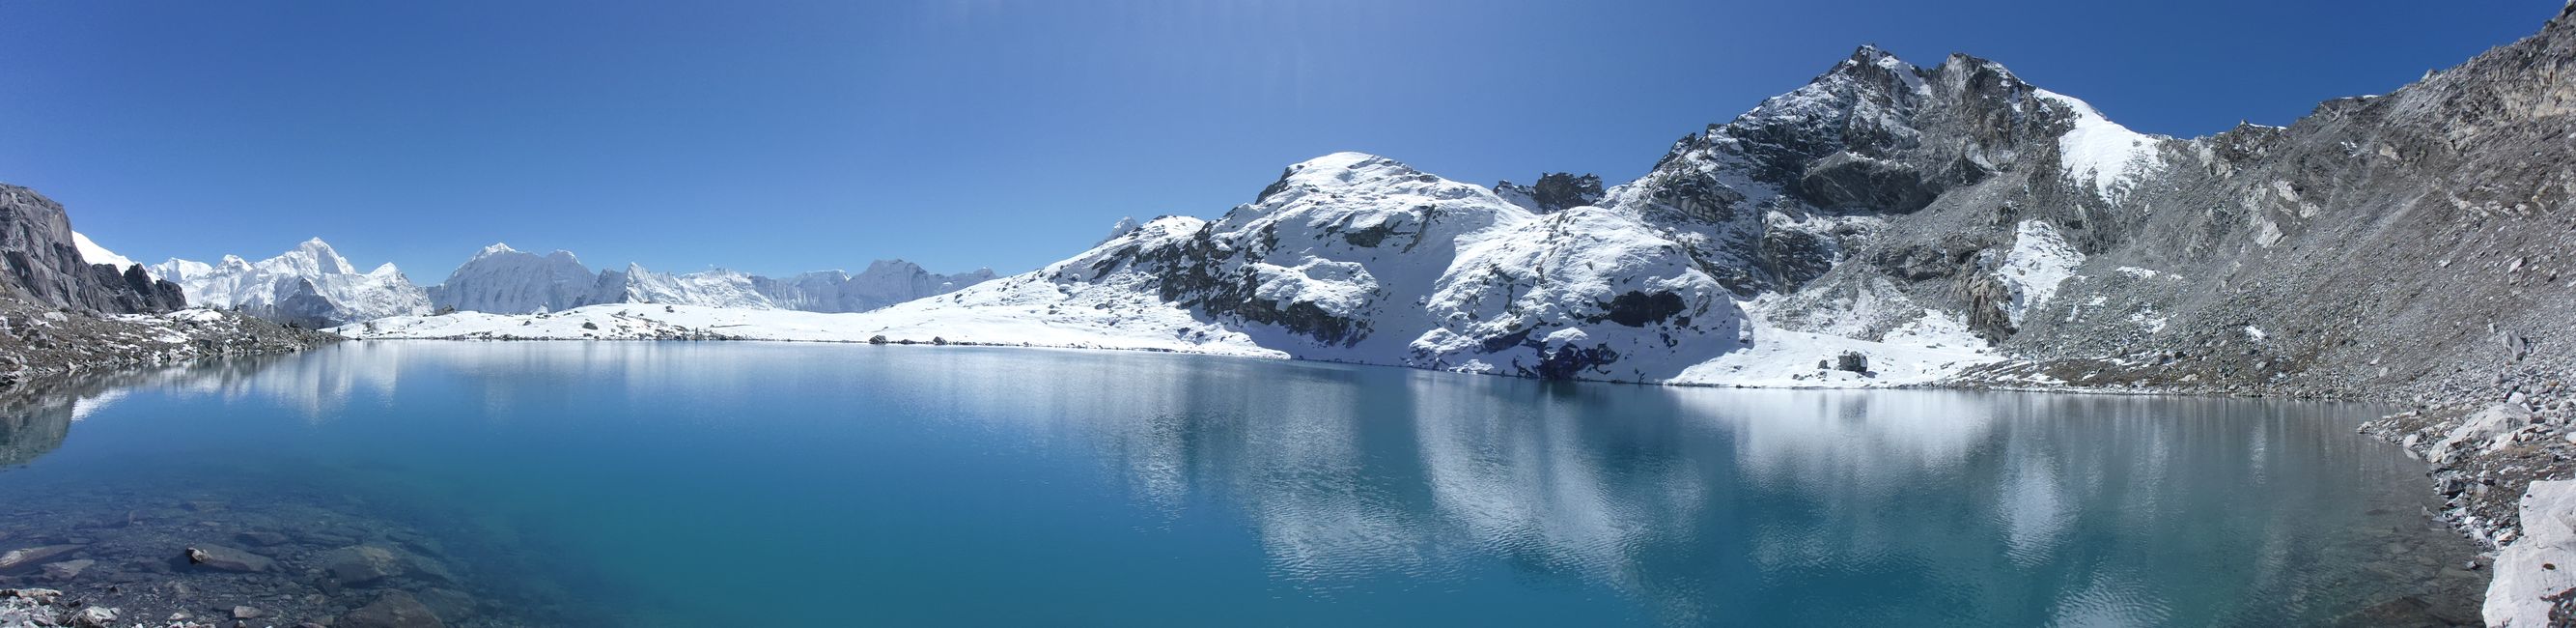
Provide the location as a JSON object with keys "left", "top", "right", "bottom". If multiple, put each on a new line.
{"left": 0, "top": 1, "right": 2556, "bottom": 280}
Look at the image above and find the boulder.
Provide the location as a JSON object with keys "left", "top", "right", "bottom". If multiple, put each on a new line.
{"left": 2428, "top": 403, "right": 2536, "bottom": 465}
{"left": 2488, "top": 479, "right": 2576, "bottom": 627}
{"left": 1835, "top": 352, "right": 1870, "bottom": 374}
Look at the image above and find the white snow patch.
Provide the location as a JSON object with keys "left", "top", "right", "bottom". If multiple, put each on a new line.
{"left": 1668, "top": 300, "right": 1996, "bottom": 388}
{"left": 1991, "top": 220, "right": 2085, "bottom": 327}
{"left": 72, "top": 232, "right": 141, "bottom": 272}
{"left": 2036, "top": 89, "right": 2167, "bottom": 201}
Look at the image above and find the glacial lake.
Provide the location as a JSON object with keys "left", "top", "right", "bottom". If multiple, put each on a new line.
{"left": 0, "top": 342, "right": 2483, "bottom": 626}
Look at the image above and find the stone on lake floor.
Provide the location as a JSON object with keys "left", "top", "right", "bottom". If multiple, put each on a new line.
{"left": 183, "top": 545, "right": 274, "bottom": 573}
{"left": 322, "top": 545, "right": 406, "bottom": 585}
{"left": 339, "top": 590, "right": 446, "bottom": 628}
{"left": 236, "top": 530, "right": 291, "bottom": 547}
{"left": 0, "top": 545, "right": 84, "bottom": 572}
{"left": 415, "top": 587, "right": 476, "bottom": 619}
{"left": 232, "top": 605, "right": 265, "bottom": 619}
{"left": 40, "top": 558, "right": 92, "bottom": 580}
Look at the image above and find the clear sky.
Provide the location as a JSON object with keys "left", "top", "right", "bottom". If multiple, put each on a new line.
{"left": 0, "top": 1, "right": 2557, "bottom": 280}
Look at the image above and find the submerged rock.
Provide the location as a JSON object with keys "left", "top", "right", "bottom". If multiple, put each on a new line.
{"left": 39, "top": 558, "right": 92, "bottom": 581}
{"left": 235, "top": 530, "right": 291, "bottom": 547}
{"left": 183, "top": 545, "right": 274, "bottom": 573}
{"left": 338, "top": 590, "right": 446, "bottom": 628}
{"left": 322, "top": 545, "right": 405, "bottom": 585}
{"left": 0, "top": 545, "right": 84, "bottom": 573}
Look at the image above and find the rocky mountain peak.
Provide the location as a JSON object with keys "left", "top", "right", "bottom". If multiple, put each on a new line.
{"left": 1495, "top": 172, "right": 1606, "bottom": 214}
{"left": 0, "top": 185, "right": 185, "bottom": 313}
{"left": 283, "top": 238, "right": 357, "bottom": 275}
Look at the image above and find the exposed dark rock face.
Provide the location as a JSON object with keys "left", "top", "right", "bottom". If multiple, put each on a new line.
{"left": 1599, "top": 291, "right": 1687, "bottom": 328}
{"left": 1834, "top": 352, "right": 1869, "bottom": 373}
{"left": 1529, "top": 173, "right": 1605, "bottom": 213}
{"left": 0, "top": 186, "right": 185, "bottom": 313}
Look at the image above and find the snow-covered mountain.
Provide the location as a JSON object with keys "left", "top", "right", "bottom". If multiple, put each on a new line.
{"left": 154, "top": 238, "right": 994, "bottom": 325}
{"left": 151, "top": 239, "right": 434, "bottom": 327}
{"left": 425, "top": 243, "right": 997, "bottom": 315}
{"left": 425, "top": 243, "right": 601, "bottom": 314}
{"left": 752, "top": 261, "right": 999, "bottom": 313}
{"left": 347, "top": 34, "right": 2543, "bottom": 393}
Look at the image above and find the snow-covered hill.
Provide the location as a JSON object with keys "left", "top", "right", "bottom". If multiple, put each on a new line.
{"left": 151, "top": 239, "right": 433, "bottom": 327}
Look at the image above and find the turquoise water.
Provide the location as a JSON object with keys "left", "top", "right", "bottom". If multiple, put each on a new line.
{"left": 0, "top": 342, "right": 2480, "bottom": 625}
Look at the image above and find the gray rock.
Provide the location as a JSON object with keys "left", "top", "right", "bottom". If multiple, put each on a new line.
{"left": 1835, "top": 352, "right": 1870, "bottom": 374}
{"left": 235, "top": 530, "right": 291, "bottom": 547}
{"left": 39, "top": 558, "right": 91, "bottom": 580}
{"left": 183, "top": 545, "right": 274, "bottom": 573}
{"left": 68, "top": 606, "right": 117, "bottom": 628}
{"left": 338, "top": 590, "right": 446, "bottom": 628}
{"left": 0, "top": 186, "right": 187, "bottom": 313}
{"left": 322, "top": 545, "right": 405, "bottom": 585}
{"left": 414, "top": 587, "right": 476, "bottom": 620}
{"left": 0, "top": 545, "right": 83, "bottom": 572}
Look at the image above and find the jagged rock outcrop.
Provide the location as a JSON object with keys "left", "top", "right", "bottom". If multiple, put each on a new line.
{"left": 0, "top": 186, "right": 185, "bottom": 313}
{"left": 1495, "top": 172, "right": 1605, "bottom": 214}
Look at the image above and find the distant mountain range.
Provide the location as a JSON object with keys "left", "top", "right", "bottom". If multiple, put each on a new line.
{"left": 73, "top": 237, "right": 993, "bottom": 327}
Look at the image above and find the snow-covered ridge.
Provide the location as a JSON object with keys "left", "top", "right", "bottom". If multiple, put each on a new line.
{"left": 429, "top": 244, "right": 998, "bottom": 315}
{"left": 71, "top": 232, "right": 139, "bottom": 271}
{"left": 345, "top": 150, "right": 2009, "bottom": 388}
{"left": 335, "top": 43, "right": 2178, "bottom": 393}
{"left": 150, "top": 238, "right": 432, "bottom": 327}
{"left": 144, "top": 238, "right": 995, "bottom": 326}
{"left": 342, "top": 48, "right": 2171, "bottom": 390}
